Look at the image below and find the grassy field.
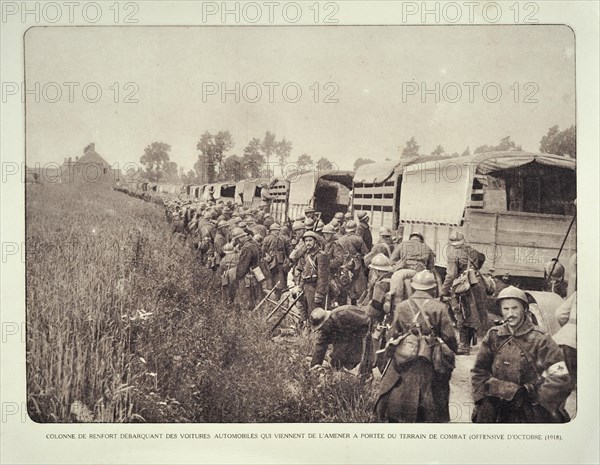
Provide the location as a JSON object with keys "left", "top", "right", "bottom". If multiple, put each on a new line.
{"left": 26, "top": 183, "right": 377, "bottom": 423}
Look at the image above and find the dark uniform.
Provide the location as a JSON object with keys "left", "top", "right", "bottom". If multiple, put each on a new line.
{"left": 219, "top": 251, "right": 238, "bottom": 304}
{"left": 297, "top": 247, "right": 330, "bottom": 321}
{"left": 263, "top": 230, "right": 291, "bottom": 298}
{"left": 311, "top": 306, "right": 370, "bottom": 369}
{"left": 235, "top": 236, "right": 262, "bottom": 310}
{"left": 441, "top": 243, "right": 487, "bottom": 348}
{"left": 338, "top": 233, "right": 369, "bottom": 304}
{"left": 357, "top": 221, "right": 373, "bottom": 251}
{"left": 376, "top": 290, "right": 458, "bottom": 423}
{"left": 471, "top": 318, "right": 571, "bottom": 423}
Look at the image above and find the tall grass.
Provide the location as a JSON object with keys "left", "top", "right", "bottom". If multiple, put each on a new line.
{"left": 26, "top": 183, "right": 376, "bottom": 422}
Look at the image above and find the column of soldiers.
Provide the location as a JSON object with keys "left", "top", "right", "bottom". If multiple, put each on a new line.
{"left": 156, "top": 194, "right": 574, "bottom": 424}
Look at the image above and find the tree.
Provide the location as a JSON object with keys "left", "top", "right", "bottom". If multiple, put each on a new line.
{"left": 275, "top": 137, "right": 293, "bottom": 175}
{"left": 475, "top": 136, "right": 522, "bottom": 154}
{"left": 353, "top": 158, "right": 375, "bottom": 171}
{"left": 401, "top": 137, "right": 420, "bottom": 158}
{"left": 195, "top": 130, "right": 234, "bottom": 183}
{"left": 163, "top": 160, "right": 179, "bottom": 183}
{"left": 316, "top": 157, "right": 333, "bottom": 171}
{"left": 261, "top": 131, "right": 277, "bottom": 164}
{"left": 243, "top": 138, "right": 265, "bottom": 178}
{"left": 180, "top": 169, "right": 198, "bottom": 184}
{"left": 430, "top": 145, "right": 446, "bottom": 157}
{"left": 297, "top": 153, "right": 313, "bottom": 171}
{"left": 540, "top": 125, "right": 576, "bottom": 158}
{"left": 140, "top": 141, "right": 172, "bottom": 182}
{"left": 221, "top": 154, "right": 244, "bottom": 181}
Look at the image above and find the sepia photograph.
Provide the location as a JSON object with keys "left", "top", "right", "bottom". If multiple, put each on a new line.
{"left": 23, "top": 23, "right": 578, "bottom": 426}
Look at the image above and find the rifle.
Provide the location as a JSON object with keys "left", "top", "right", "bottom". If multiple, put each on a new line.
{"left": 359, "top": 319, "right": 374, "bottom": 384}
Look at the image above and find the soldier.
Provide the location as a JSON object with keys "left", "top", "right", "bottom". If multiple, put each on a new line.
{"left": 322, "top": 224, "right": 346, "bottom": 306}
{"left": 214, "top": 220, "right": 229, "bottom": 264}
{"left": 337, "top": 220, "right": 369, "bottom": 305}
{"left": 219, "top": 243, "right": 238, "bottom": 304}
{"left": 356, "top": 212, "right": 373, "bottom": 251}
{"left": 471, "top": 286, "right": 571, "bottom": 423}
{"left": 232, "top": 227, "right": 262, "bottom": 311}
{"left": 543, "top": 259, "right": 567, "bottom": 297}
{"left": 440, "top": 231, "right": 487, "bottom": 355}
{"left": 296, "top": 231, "right": 330, "bottom": 324}
{"left": 304, "top": 207, "right": 316, "bottom": 222}
{"left": 245, "top": 215, "right": 268, "bottom": 238}
{"left": 262, "top": 223, "right": 290, "bottom": 300}
{"left": 389, "top": 232, "right": 437, "bottom": 303}
{"left": 364, "top": 226, "right": 394, "bottom": 268}
{"left": 309, "top": 306, "right": 371, "bottom": 370}
{"left": 375, "top": 270, "right": 458, "bottom": 423}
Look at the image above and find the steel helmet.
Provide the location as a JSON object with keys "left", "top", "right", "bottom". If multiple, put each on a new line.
{"left": 330, "top": 219, "right": 340, "bottom": 230}
{"left": 223, "top": 243, "right": 235, "bottom": 254}
{"left": 315, "top": 220, "right": 325, "bottom": 232}
{"left": 344, "top": 212, "right": 353, "bottom": 220}
{"left": 310, "top": 307, "right": 332, "bottom": 331}
{"left": 345, "top": 220, "right": 357, "bottom": 232}
{"left": 544, "top": 259, "right": 565, "bottom": 279}
{"left": 496, "top": 286, "right": 529, "bottom": 309}
{"left": 269, "top": 223, "right": 281, "bottom": 231}
{"left": 292, "top": 220, "right": 306, "bottom": 231}
{"left": 304, "top": 218, "right": 315, "bottom": 229}
{"left": 263, "top": 217, "right": 274, "bottom": 228}
{"left": 230, "top": 227, "right": 247, "bottom": 241}
{"left": 369, "top": 253, "right": 393, "bottom": 272}
{"left": 203, "top": 211, "right": 212, "bottom": 220}
{"left": 322, "top": 224, "right": 336, "bottom": 235}
{"left": 378, "top": 226, "right": 392, "bottom": 237}
{"left": 280, "top": 225, "right": 290, "bottom": 236}
{"left": 357, "top": 211, "right": 369, "bottom": 222}
{"left": 244, "top": 215, "right": 257, "bottom": 225}
{"left": 216, "top": 220, "right": 228, "bottom": 230}
{"left": 410, "top": 270, "right": 437, "bottom": 290}
{"left": 334, "top": 212, "right": 344, "bottom": 220}
{"left": 302, "top": 231, "right": 319, "bottom": 241}
{"left": 409, "top": 231, "right": 424, "bottom": 242}
{"left": 449, "top": 231, "right": 465, "bottom": 245}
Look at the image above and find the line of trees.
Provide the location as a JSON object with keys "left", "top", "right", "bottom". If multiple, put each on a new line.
{"left": 138, "top": 124, "right": 576, "bottom": 183}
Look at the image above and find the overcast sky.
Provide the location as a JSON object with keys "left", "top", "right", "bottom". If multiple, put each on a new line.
{"left": 25, "top": 25, "right": 575, "bottom": 171}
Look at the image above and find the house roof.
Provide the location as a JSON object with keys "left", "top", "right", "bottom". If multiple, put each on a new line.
{"left": 74, "top": 148, "right": 111, "bottom": 168}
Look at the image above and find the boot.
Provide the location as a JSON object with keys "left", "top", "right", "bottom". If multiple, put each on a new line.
{"left": 457, "top": 328, "right": 471, "bottom": 355}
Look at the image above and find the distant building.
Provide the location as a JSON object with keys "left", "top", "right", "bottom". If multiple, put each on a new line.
{"left": 60, "top": 143, "right": 119, "bottom": 185}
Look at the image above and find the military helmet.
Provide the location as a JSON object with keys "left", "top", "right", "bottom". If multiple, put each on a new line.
{"left": 322, "top": 224, "right": 336, "bottom": 235}
{"left": 304, "top": 218, "right": 315, "bottom": 229}
{"left": 244, "top": 215, "right": 257, "bottom": 225}
{"left": 330, "top": 219, "right": 340, "bottom": 230}
{"left": 334, "top": 212, "right": 344, "bottom": 220}
{"left": 223, "top": 243, "right": 235, "bottom": 254}
{"left": 203, "top": 211, "right": 212, "bottom": 220}
{"left": 263, "top": 217, "right": 274, "bottom": 228}
{"left": 449, "top": 231, "right": 465, "bottom": 245}
{"left": 544, "top": 259, "right": 565, "bottom": 279}
{"left": 409, "top": 231, "right": 424, "bottom": 242}
{"left": 292, "top": 220, "right": 306, "bottom": 231}
{"left": 369, "top": 253, "right": 393, "bottom": 272}
{"left": 496, "top": 286, "right": 529, "bottom": 309}
{"left": 217, "top": 220, "right": 229, "bottom": 230}
{"left": 230, "top": 227, "right": 247, "bottom": 241}
{"left": 280, "top": 225, "right": 290, "bottom": 236}
{"left": 315, "top": 220, "right": 325, "bottom": 232}
{"left": 344, "top": 212, "right": 353, "bottom": 220}
{"left": 270, "top": 223, "right": 281, "bottom": 231}
{"left": 410, "top": 270, "right": 437, "bottom": 290}
{"left": 357, "top": 211, "right": 369, "bottom": 223}
{"left": 345, "top": 220, "right": 357, "bottom": 232}
{"left": 302, "top": 231, "right": 319, "bottom": 241}
{"left": 378, "top": 226, "right": 392, "bottom": 237}
{"left": 310, "top": 307, "right": 332, "bottom": 331}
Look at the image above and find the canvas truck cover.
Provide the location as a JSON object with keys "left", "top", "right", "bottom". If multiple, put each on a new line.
{"left": 399, "top": 151, "right": 575, "bottom": 226}
{"left": 353, "top": 160, "right": 398, "bottom": 184}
